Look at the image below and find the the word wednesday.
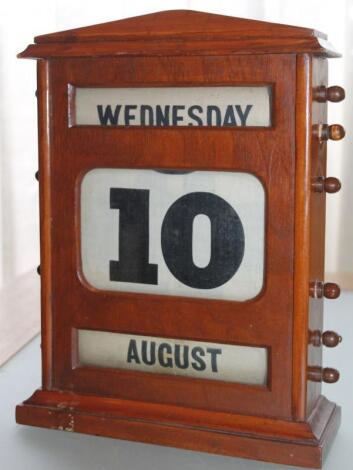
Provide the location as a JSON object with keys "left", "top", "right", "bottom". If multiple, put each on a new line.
{"left": 74, "top": 86, "right": 271, "bottom": 127}
{"left": 97, "top": 103, "right": 253, "bottom": 127}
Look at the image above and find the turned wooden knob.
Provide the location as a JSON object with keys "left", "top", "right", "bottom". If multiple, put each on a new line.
{"left": 314, "top": 85, "right": 345, "bottom": 103}
{"left": 309, "top": 330, "right": 342, "bottom": 347}
{"left": 322, "top": 368, "right": 340, "bottom": 383}
{"left": 37, "top": 265, "right": 41, "bottom": 275}
{"left": 309, "top": 281, "right": 341, "bottom": 299}
{"left": 327, "top": 86, "right": 345, "bottom": 102}
{"left": 322, "top": 331, "right": 342, "bottom": 348}
{"left": 35, "top": 170, "right": 39, "bottom": 181}
{"left": 324, "top": 177, "right": 341, "bottom": 193}
{"left": 321, "top": 124, "right": 345, "bottom": 141}
{"left": 324, "top": 282, "right": 341, "bottom": 299}
{"left": 312, "top": 176, "right": 341, "bottom": 193}
{"left": 329, "top": 124, "right": 345, "bottom": 140}
{"left": 308, "top": 366, "right": 340, "bottom": 383}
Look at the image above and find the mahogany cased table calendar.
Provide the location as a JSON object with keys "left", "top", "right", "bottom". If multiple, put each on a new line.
{"left": 16, "top": 10, "right": 346, "bottom": 468}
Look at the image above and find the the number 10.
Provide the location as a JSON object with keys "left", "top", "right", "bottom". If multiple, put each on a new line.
{"left": 110, "top": 188, "right": 245, "bottom": 289}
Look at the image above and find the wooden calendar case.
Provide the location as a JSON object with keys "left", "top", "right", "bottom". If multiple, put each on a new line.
{"left": 16, "top": 10, "right": 345, "bottom": 468}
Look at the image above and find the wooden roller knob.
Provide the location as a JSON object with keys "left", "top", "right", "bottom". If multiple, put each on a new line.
{"left": 308, "top": 366, "right": 340, "bottom": 383}
{"left": 329, "top": 124, "right": 345, "bottom": 140}
{"left": 324, "top": 282, "right": 341, "bottom": 299}
{"left": 322, "top": 331, "right": 342, "bottom": 348}
{"left": 327, "top": 86, "right": 345, "bottom": 102}
{"left": 309, "top": 330, "right": 342, "bottom": 347}
{"left": 312, "top": 176, "right": 341, "bottom": 193}
{"left": 314, "top": 85, "right": 345, "bottom": 103}
{"left": 321, "top": 124, "right": 345, "bottom": 141}
{"left": 323, "top": 368, "right": 340, "bottom": 383}
{"left": 310, "top": 281, "right": 341, "bottom": 299}
{"left": 324, "top": 177, "right": 341, "bottom": 193}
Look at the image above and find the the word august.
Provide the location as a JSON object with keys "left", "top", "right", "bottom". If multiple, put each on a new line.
{"left": 127, "top": 338, "right": 222, "bottom": 372}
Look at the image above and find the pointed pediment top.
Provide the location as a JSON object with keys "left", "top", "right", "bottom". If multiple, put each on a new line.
{"left": 18, "top": 10, "right": 340, "bottom": 59}
{"left": 33, "top": 9, "right": 326, "bottom": 44}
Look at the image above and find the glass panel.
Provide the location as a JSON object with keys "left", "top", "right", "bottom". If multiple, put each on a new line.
{"left": 78, "top": 329, "right": 268, "bottom": 386}
{"left": 80, "top": 169, "right": 265, "bottom": 301}
{"left": 74, "top": 86, "right": 271, "bottom": 127}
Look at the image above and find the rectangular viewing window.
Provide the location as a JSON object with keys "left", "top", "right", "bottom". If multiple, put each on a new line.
{"left": 78, "top": 330, "right": 268, "bottom": 386}
{"left": 80, "top": 169, "right": 265, "bottom": 302}
{"left": 73, "top": 86, "right": 271, "bottom": 127}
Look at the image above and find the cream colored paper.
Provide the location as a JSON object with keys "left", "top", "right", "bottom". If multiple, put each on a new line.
{"left": 78, "top": 329, "right": 267, "bottom": 385}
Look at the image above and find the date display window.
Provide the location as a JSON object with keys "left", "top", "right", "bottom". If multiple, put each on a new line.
{"left": 80, "top": 169, "right": 265, "bottom": 302}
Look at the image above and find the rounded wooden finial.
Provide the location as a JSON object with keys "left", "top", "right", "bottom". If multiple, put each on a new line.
{"left": 322, "top": 368, "right": 340, "bottom": 384}
{"left": 328, "top": 124, "right": 345, "bottom": 140}
{"left": 320, "top": 124, "right": 345, "bottom": 141}
{"left": 324, "top": 177, "right": 341, "bottom": 193}
{"left": 324, "top": 282, "right": 341, "bottom": 299}
{"left": 322, "top": 331, "right": 342, "bottom": 348}
{"left": 327, "top": 86, "right": 345, "bottom": 102}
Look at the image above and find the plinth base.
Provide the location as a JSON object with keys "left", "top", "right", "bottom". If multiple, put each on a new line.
{"left": 16, "top": 390, "right": 340, "bottom": 468}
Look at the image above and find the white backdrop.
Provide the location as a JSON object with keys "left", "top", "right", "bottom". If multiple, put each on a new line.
{"left": 0, "top": 0, "right": 352, "bottom": 291}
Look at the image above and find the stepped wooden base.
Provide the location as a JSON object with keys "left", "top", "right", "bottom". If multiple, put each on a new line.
{"left": 16, "top": 390, "right": 340, "bottom": 468}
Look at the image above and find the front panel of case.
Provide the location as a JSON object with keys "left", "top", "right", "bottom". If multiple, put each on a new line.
{"left": 46, "top": 54, "right": 296, "bottom": 418}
